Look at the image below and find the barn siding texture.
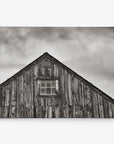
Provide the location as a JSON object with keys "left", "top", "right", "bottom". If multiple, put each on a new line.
{"left": 0, "top": 53, "right": 114, "bottom": 118}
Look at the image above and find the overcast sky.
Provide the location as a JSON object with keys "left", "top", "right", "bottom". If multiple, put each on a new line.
{"left": 0, "top": 27, "right": 114, "bottom": 98}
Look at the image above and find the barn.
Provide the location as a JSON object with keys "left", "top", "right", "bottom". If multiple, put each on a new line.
{"left": 0, "top": 52, "right": 114, "bottom": 118}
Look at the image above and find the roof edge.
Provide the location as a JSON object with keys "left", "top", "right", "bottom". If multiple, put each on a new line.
{"left": 46, "top": 53, "right": 114, "bottom": 104}
{"left": 0, "top": 52, "right": 48, "bottom": 86}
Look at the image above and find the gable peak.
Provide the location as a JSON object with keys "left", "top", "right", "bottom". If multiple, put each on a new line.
{"left": 43, "top": 52, "right": 49, "bottom": 55}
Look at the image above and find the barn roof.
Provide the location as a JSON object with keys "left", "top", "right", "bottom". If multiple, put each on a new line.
{"left": 0, "top": 52, "right": 114, "bottom": 104}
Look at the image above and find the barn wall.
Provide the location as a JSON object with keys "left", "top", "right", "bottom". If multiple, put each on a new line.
{"left": 0, "top": 55, "right": 114, "bottom": 118}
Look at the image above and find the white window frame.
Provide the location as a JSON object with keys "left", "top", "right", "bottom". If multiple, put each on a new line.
{"left": 38, "top": 80, "right": 59, "bottom": 96}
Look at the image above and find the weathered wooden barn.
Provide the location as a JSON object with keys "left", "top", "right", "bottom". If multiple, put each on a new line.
{"left": 0, "top": 52, "right": 114, "bottom": 118}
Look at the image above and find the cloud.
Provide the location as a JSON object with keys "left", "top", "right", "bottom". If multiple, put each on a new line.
{"left": 0, "top": 27, "right": 114, "bottom": 98}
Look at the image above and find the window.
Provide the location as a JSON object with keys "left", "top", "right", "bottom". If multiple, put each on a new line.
{"left": 47, "top": 67, "right": 52, "bottom": 77}
{"left": 38, "top": 80, "right": 59, "bottom": 96}
{"left": 40, "top": 67, "right": 45, "bottom": 76}
{"left": 40, "top": 67, "right": 52, "bottom": 77}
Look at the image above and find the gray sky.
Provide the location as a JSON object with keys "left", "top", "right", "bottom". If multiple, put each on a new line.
{"left": 0, "top": 27, "right": 114, "bottom": 98}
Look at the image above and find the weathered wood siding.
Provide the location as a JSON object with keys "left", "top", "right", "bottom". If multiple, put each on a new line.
{"left": 0, "top": 53, "right": 114, "bottom": 118}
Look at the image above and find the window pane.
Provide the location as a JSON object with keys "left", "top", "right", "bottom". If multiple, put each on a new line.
{"left": 46, "top": 88, "right": 51, "bottom": 94}
{"left": 52, "top": 81, "right": 56, "bottom": 87}
{"left": 41, "top": 81, "right": 45, "bottom": 87}
{"left": 52, "top": 88, "right": 56, "bottom": 95}
{"left": 40, "top": 88, "right": 46, "bottom": 95}
{"left": 47, "top": 81, "right": 51, "bottom": 87}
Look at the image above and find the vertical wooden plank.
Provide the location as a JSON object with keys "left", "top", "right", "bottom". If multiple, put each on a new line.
{"left": 81, "top": 83, "right": 86, "bottom": 118}
{"left": 30, "top": 65, "right": 34, "bottom": 118}
{"left": 25, "top": 69, "right": 33, "bottom": 118}
{"left": 5, "top": 85, "right": 10, "bottom": 107}
{"left": 112, "top": 104, "right": 114, "bottom": 118}
{"left": 9, "top": 80, "right": 17, "bottom": 118}
{"left": 0, "top": 107, "right": 2, "bottom": 118}
{"left": 20, "top": 73, "right": 25, "bottom": 118}
{"left": 88, "top": 86, "right": 93, "bottom": 118}
{"left": 20, "top": 74, "right": 24, "bottom": 105}
{"left": 55, "top": 106, "right": 60, "bottom": 118}
{"left": 64, "top": 69, "right": 68, "bottom": 106}
{"left": 85, "top": 85, "right": 92, "bottom": 118}
{"left": 73, "top": 77, "right": 79, "bottom": 104}
{"left": 47, "top": 106, "right": 52, "bottom": 118}
{"left": 78, "top": 79, "right": 83, "bottom": 118}
{"left": 33, "top": 64, "right": 39, "bottom": 118}
{"left": 96, "top": 92, "right": 100, "bottom": 118}
{"left": 40, "top": 106, "right": 44, "bottom": 118}
{"left": 0, "top": 87, "right": 2, "bottom": 118}
{"left": 25, "top": 70, "right": 29, "bottom": 118}
{"left": 35, "top": 106, "right": 40, "bottom": 118}
{"left": 26, "top": 70, "right": 30, "bottom": 117}
{"left": 60, "top": 68, "right": 65, "bottom": 107}
{"left": 108, "top": 102, "right": 113, "bottom": 118}
{"left": 83, "top": 82, "right": 88, "bottom": 118}
{"left": 71, "top": 76, "right": 76, "bottom": 118}
{"left": 34, "top": 63, "right": 39, "bottom": 79}
{"left": 47, "top": 98, "right": 52, "bottom": 106}
{"left": 58, "top": 66, "right": 65, "bottom": 117}
{"left": 45, "top": 98, "right": 48, "bottom": 118}
{"left": 68, "top": 73, "right": 72, "bottom": 106}
{"left": 23, "top": 74, "right": 29, "bottom": 118}
{"left": 98, "top": 94, "right": 104, "bottom": 118}
{"left": 71, "top": 76, "right": 76, "bottom": 106}
{"left": 51, "top": 98, "right": 56, "bottom": 106}
{"left": 72, "top": 77, "right": 80, "bottom": 117}
{"left": 13, "top": 80, "right": 17, "bottom": 118}
{"left": 54, "top": 63, "right": 59, "bottom": 77}
{"left": 92, "top": 90, "right": 99, "bottom": 118}
{"left": 72, "top": 106, "right": 76, "bottom": 118}
{"left": 74, "top": 105, "right": 78, "bottom": 118}
{"left": 102, "top": 97, "right": 109, "bottom": 118}
{"left": 1, "top": 87, "right": 5, "bottom": 107}
{"left": 92, "top": 90, "right": 96, "bottom": 118}
{"left": 3, "top": 85, "right": 10, "bottom": 118}
{"left": 16, "top": 76, "right": 20, "bottom": 118}
{"left": 4, "top": 107, "right": 9, "bottom": 118}
{"left": 62, "top": 105, "right": 69, "bottom": 118}
{"left": 69, "top": 105, "right": 73, "bottom": 118}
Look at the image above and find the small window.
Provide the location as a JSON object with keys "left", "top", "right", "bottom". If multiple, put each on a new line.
{"left": 40, "top": 67, "right": 52, "bottom": 77}
{"left": 40, "top": 68, "right": 45, "bottom": 76}
{"left": 47, "top": 67, "right": 52, "bottom": 77}
{"left": 38, "top": 80, "right": 59, "bottom": 96}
